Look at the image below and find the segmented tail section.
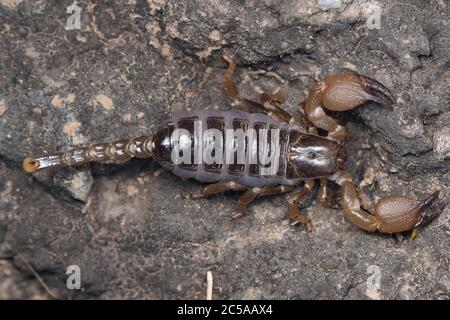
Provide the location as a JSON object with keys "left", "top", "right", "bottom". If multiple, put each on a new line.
{"left": 23, "top": 135, "right": 153, "bottom": 173}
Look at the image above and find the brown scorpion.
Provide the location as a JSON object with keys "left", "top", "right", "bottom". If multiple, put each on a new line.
{"left": 23, "top": 55, "right": 443, "bottom": 236}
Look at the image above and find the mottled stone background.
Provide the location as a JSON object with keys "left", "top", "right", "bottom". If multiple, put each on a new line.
{"left": 0, "top": 0, "right": 448, "bottom": 299}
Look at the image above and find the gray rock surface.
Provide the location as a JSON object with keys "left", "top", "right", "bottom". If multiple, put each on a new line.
{"left": 0, "top": 0, "right": 448, "bottom": 299}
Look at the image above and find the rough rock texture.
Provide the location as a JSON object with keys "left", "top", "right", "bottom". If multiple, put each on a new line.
{"left": 0, "top": 0, "right": 449, "bottom": 299}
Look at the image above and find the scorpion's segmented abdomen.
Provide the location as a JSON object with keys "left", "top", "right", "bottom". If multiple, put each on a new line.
{"left": 151, "top": 110, "right": 302, "bottom": 187}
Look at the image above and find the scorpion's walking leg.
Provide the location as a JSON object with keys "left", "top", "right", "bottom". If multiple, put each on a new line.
{"left": 222, "top": 54, "right": 268, "bottom": 113}
{"left": 317, "top": 178, "right": 333, "bottom": 208}
{"left": 258, "top": 91, "right": 299, "bottom": 124}
{"left": 304, "top": 73, "right": 394, "bottom": 142}
{"left": 257, "top": 79, "right": 313, "bottom": 127}
{"left": 184, "top": 181, "right": 248, "bottom": 199}
{"left": 332, "top": 171, "right": 443, "bottom": 234}
{"left": 287, "top": 180, "right": 315, "bottom": 231}
{"left": 259, "top": 91, "right": 285, "bottom": 105}
{"left": 232, "top": 185, "right": 295, "bottom": 220}
{"left": 222, "top": 54, "right": 294, "bottom": 123}
{"left": 23, "top": 135, "right": 153, "bottom": 173}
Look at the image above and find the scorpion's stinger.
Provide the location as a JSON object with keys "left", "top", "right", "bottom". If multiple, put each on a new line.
{"left": 23, "top": 155, "right": 63, "bottom": 173}
{"left": 23, "top": 135, "right": 154, "bottom": 173}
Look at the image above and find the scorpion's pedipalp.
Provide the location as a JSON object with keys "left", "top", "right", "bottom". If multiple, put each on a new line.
{"left": 304, "top": 72, "right": 395, "bottom": 142}
{"left": 333, "top": 170, "right": 444, "bottom": 234}
{"left": 318, "top": 73, "right": 394, "bottom": 111}
{"left": 373, "top": 191, "right": 443, "bottom": 234}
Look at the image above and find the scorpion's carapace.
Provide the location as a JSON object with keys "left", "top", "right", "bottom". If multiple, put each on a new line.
{"left": 22, "top": 54, "right": 444, "bottom": 236}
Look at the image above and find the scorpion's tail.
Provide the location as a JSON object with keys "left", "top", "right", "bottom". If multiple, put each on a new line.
{"left": 23, "top": 135, "right": 153, "bottom": 173}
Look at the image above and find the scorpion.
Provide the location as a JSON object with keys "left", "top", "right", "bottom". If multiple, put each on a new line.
{"left": 23, "top": 54, "right": 443, "bottom": 236}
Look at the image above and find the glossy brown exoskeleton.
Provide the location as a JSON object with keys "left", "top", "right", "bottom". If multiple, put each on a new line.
{"left": 23, "top": 54, "right": 444, "bottom": 236}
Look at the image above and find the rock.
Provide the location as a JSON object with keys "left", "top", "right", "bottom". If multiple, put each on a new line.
{"left": 0, "top": 0, "right": 448, "bottom": 299}
{"left": 434, "top": 127, "right": 450, "bottom": 161}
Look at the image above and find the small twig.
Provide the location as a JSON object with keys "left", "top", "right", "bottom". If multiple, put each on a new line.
{"left": 17, "top": 254, "right": 57, "bottom": 299}
{"left": 206, "top": 271, "right": 213, "bottom": 300}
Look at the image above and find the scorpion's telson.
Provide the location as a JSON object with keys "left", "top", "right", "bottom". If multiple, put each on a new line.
{"left": 22, "top": 53, "right": 444, "bottom": 236}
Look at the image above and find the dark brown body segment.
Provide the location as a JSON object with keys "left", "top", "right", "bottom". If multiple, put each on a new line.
{"left": 152, "top": 110, "right": 341, "bottom": 187}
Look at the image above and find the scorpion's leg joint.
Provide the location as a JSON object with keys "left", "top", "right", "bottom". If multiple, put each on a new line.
{"left": 287, "top": 180, "right": 315, "bottom": 231}
{"left": 184, "top": 181, "right": 248, "bottom": 199}
{"left": 232, "top": 185, "right": 295, "bottom": 220}
{"left": 221, "top": 54, "right": 295, "bottom": 124}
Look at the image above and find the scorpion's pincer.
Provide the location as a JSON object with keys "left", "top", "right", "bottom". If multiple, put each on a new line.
{"left": 374, "top": 191, "right": 444, "bottom": 234}
{"left": 357, "top": 74, "right": 395, "bottom": 107}
{"left": 316, "top": 73, "right": 396, "bottom": 113}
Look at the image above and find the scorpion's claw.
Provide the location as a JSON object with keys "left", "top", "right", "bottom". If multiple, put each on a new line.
{"left": 374, "top": 191, "right": 444, "bottom": 234}
{"left": 319, "top": 73, "right": 395, "bottom": 112}
{"left": 357, "top": 74, "right": 395, "bottom": 107}
{"left": 338, "top": 175, "right": 445, "bottom": 234}
{"left": 413, "top": 191, "right": 444, "bottom": 228}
